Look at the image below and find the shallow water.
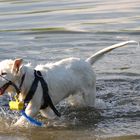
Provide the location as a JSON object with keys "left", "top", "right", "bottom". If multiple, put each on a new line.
{"left": 0, "top": 0, "right": 140, "bottom": 140}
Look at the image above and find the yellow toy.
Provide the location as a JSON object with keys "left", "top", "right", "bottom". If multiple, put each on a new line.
{"left": 9, "top": 94, "right": 24, "bottom": 111}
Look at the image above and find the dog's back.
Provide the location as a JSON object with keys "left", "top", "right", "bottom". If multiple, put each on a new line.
{"left": 35, "top": 57, "right": 96, "bottom": 105}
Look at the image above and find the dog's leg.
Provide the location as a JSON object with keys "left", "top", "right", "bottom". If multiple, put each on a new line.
{"left": 82, "top": 86, "right": 96, "bottom": 107}
{"left": 13, "top": 102, "right": 41, "bottom": 127}
{"left": 66, "top": 94, "right": 86, "bottom": 107}
{"left": 40, "top": 107, "right": 56, "bottom": 120}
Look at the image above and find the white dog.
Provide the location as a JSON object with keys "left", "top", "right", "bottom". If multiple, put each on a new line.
{"left": 0, "top": 40, "right": 137, "bottom": 126}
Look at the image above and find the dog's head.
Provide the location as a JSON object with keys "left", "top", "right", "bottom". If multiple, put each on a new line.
{"left": 0, "top": 58, "right": 23, "bottom": 95}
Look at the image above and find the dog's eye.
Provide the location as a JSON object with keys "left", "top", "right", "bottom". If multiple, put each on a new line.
{"left": 1, "top": 72, "right": 7, "bottom": 76}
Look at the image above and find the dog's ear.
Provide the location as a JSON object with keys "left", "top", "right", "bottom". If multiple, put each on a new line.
{"left": 12, "top": 58, "right": 23, "bottom": 74}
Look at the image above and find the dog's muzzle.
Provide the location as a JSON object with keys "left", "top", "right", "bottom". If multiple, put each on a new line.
{"left": 0, "top": 74, "right": 25, "bottom": 96}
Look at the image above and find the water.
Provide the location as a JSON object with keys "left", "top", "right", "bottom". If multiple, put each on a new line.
{"left": 0, "top": 0, "right": 140, "bottom": 139}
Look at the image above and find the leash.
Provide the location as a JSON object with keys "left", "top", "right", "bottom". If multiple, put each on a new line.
{"left": 21, "top": 110, "right": 43, "bottom": 127}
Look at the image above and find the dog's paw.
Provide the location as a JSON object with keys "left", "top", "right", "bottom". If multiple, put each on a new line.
{"left": 11, "top": 116, "right": 28, "bottom": 127}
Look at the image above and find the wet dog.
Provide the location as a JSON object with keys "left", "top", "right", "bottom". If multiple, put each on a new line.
{"left": 0, "top": 40, "right": 137, "bottom": 126}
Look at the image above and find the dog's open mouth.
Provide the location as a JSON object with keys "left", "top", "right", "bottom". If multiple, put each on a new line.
{"left": 0, "top": 83, "right": 10, "bottom": 95}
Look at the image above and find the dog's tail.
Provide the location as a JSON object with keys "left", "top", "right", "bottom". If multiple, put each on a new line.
{"left": 86, "top": 40, "right": 138, "bottom": 65}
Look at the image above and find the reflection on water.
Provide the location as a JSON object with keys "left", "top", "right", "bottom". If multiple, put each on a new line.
{"left": 0, "top": 0, "right": 140, "bottom": 32}
{"left": 0, "top": 0, "right": 140, "bottom": 140}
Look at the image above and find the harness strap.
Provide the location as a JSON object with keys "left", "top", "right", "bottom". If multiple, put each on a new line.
{"left": 19, "top": 73, "right": 26, "bottom": 90}
{"left": 24, "top": 71, "right": 38, "bottom": 102}
{"left": 0, "top": 73, "right": 25, "bottom": 95}
{"left": 37, "top": 71, "right": 61, "bottom": 117}
{"left": 24, "top": 70, "right": 61, "bottom": 117}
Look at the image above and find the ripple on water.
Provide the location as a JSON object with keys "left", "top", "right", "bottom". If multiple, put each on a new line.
{"left": 0, "top": 0, "right": 140, "bottom": 139}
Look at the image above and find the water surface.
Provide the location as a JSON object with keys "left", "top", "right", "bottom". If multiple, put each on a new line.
{"left": 0, "top": 0, "right": 140, "bottom": 140}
